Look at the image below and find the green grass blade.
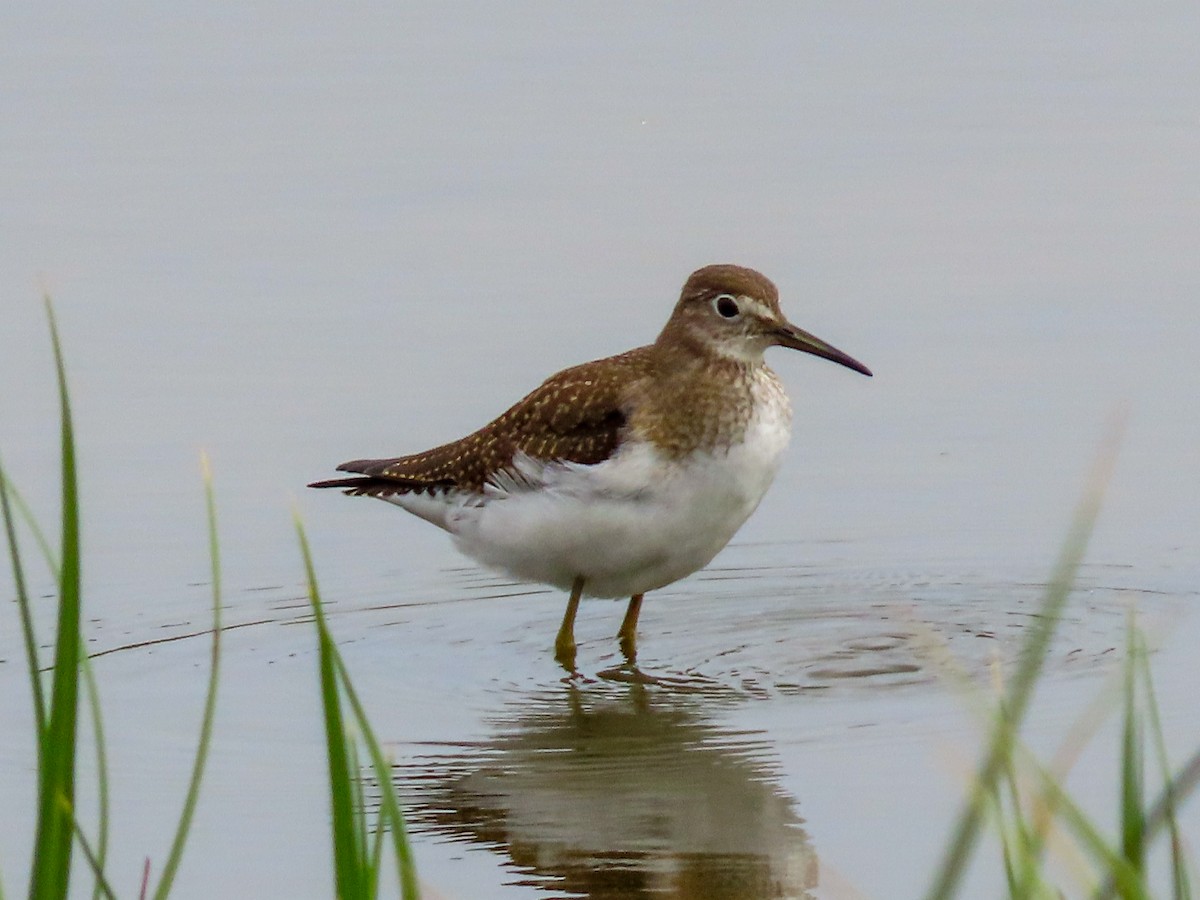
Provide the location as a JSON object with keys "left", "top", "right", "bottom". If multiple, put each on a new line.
{"left": 994, "top": 686, "right": 1061, "bottom": 900}
{"left": 996, "top": 795, "right": 1019, "bottom": 898}
{"left": 295, "top": 515, "right": 366, "bottom": 900}
{"left": 979, "top": 758, "right": 1055, "bottom": 900}
{"left": 368, "top": 803, "right": 387, "bottom": 899}
{"left": 998, "top": 745, "right": 1037, "bottom": 898}
{"left": 150, "top": 454, "right": 223, "bottom": 900}
{"left": 926, "top": 427, "right": 1121, "bottom": 900}
{"left": 348, "top": 737, "right": 368, "bottom": 881}
{"left": 332, "top": 654, "right": 420, "bottom": 899}
{"left": 4, "top": 473, "right": 60, "bottom": 574}
{"left": 991, "top": 711, "right": 1021, "bottom": 897}
{"left": 28, "top": 296, "right": 83, "bottom": 900}
{"left": 1135, "top": 629, "right": 1192, "bottom": 900}
{"left": 1030, "top": 768, "right": 1150, "bottom": 899}
{"left": 1096, "top": 746, "right": 1200, "bottom": 900}
{"left": 295, "top": 514, "right": 420, "bottom": 899}
{"left": 80, "top": 655, "right": 109, "bottom": 900}
{"left": 1120, "top": 621, "right": 1145, "bottom": 875}
{"left": 61, "top": 797, "right": 118, "bottom": 900}
{"left": 0, "top": 463, "right": 47, "bottom": 740}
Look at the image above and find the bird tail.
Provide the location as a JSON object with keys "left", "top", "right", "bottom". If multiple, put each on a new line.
{"left": 307, "top": 476, "right": 409, "bottom": 497}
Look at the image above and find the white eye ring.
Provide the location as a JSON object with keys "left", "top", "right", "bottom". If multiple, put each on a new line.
{"left": 712, "top": 294, "right": 741, "bottom": 319}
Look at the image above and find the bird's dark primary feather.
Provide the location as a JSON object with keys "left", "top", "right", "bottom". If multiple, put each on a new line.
{"left": 307, "top": 347, "right": 654, "bottom": 498}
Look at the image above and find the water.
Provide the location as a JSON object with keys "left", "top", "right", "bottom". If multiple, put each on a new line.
{"left": 2, "top": 6, "right": 1198, "bottom": 898}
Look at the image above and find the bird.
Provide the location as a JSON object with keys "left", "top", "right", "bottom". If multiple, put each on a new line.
{"left": 309, "top": 264, "right": 871, "bottom": 670}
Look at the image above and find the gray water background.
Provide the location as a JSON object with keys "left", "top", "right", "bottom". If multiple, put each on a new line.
{"left": 2, "top": 6, "right": 1198, "bottom": 898}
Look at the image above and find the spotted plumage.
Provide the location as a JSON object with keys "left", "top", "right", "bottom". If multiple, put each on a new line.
{"left": 310, "top": 264, "right": 871, "bottom": 669}
{"left": 313, "top": 348, "right": 652, "bottom": 496}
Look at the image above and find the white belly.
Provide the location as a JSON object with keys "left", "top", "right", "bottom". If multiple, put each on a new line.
{"left": 395, "top": 407, "right": 792, "bottom": 598}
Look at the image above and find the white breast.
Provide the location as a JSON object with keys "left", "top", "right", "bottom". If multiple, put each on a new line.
{"left": 423, "top": 370, "right": 794, "bottom": 598}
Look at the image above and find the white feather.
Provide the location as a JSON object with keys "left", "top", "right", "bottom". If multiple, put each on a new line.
{"left": 388, "top": 373, "right": 793, "bottom": 598}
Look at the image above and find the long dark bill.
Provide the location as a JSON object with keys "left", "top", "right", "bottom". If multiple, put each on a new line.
{"left": 773, "top": 322, "right": 872, "bottom": 377}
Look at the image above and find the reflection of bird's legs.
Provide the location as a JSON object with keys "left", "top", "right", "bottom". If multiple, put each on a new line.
{"left": 617, "top": 593, "right": 644, "bottom": 662}
{"left": 555, "top": 576, "right": 585, "bottom": 670}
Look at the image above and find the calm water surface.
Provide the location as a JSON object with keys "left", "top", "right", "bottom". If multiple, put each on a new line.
{"left": 2, "top": 6, "right": 1198, "bottom": 898}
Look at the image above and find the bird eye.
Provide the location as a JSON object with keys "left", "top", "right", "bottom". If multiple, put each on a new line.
{"left": 712, "top": 294, "right": 741, "bottom": 319}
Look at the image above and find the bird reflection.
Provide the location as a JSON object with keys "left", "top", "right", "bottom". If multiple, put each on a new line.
{"left": 398, "top": 683, "right": 816, "bottom": 899}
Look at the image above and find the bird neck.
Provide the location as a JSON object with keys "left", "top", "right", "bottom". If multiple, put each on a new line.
{"left": 628, "top": 342, "right": 769, "bottom": 458}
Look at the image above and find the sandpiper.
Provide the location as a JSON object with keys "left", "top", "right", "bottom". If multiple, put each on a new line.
{"left": 310, "top": 264, "right": 871, "bottom": 669}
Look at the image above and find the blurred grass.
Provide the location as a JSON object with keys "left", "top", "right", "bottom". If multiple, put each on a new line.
{"left": 926, "top": 423, "right": 1200, "bottom": 899}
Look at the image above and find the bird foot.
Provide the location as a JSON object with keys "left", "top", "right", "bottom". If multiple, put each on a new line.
{"left": 554, "top": 637, "right": 579, "bottom": 675}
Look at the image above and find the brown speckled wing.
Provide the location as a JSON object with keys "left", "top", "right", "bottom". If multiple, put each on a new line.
{"left": 308, "top": 347, "right": 655, "bottom": 497}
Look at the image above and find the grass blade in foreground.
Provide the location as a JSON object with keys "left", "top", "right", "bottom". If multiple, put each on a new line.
{"left": 80, "top": 656, "right": 110, "bottom": 900}
{"left": 28, "top": 297, "right": 83, "bottom": 900}
{"left": 63, "top": 798, "right": 118, "bottom": 900}
{"left": 925, "top": 425, "right": 1122, "bottom": 900}
{"left": 331, "top": 653, "right": 421, "bottom": 898}
{"left": 0, "top": 462, "right": 47, "bottom": 739}
{"left": 1120, "top": 620, "right": 1145, "bottom": 875}
{"left": 1136, "top": 629, "right": 1194, "bottom": 899}
{"left": 306, "top": 534, "right": 363, "bottom": 899}
{"left": 295, "top": 515, "right": 421, "bottom": 899}
{"left": 150, "top": 453, "right": 223, "bottom": 900}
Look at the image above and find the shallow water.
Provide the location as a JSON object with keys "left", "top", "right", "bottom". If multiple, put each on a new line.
{"left": 5, "top": 551, "right": 1191, "bottom": 897}
{"left": 2, "top": 5, "right": 1199, "bottom": 899}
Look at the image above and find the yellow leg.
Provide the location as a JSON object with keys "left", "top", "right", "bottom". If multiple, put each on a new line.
{"left": 617, "top": 593, "right": 644, "bottom": 660}
{"left": 554, "top": 576, "right": 585, "bottom": 670}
